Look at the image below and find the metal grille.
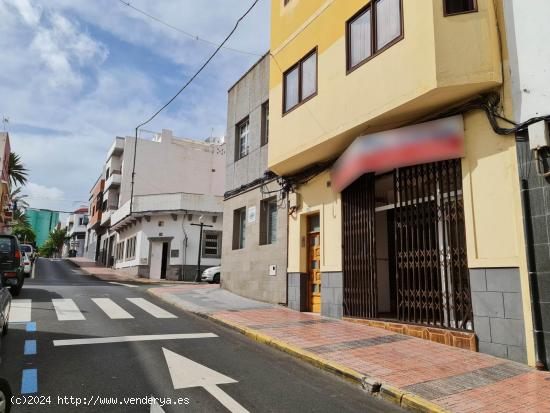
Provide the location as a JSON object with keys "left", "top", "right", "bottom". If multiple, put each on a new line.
{"left": 342, "top": 173, "right": 377, "bottom": 319}
{"left": 394, "top": 159, "right": 472, "bottom": 329}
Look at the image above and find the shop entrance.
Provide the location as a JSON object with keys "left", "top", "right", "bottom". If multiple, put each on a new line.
{"left": 342, "top": 159, "right": 472, "bottom": 330}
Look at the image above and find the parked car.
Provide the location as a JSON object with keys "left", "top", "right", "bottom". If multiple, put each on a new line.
{"left": 201, "top": 266, "right": 221, "bottom": 284}
{"left": 0, "top": 235, "right": 24, "bottom": 296}
{"left": 19, "top": 244, "right": 35, "bottom": 263}
{"left": 0, "top": 270, "right": 13, "bottom": 413}
{"left": 22, "top": 253, "right": 32, "bottom": 277}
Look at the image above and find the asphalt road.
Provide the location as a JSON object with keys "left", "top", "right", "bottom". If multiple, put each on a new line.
{"left": 0, "top": 259, "right": 403, "bottom": 413}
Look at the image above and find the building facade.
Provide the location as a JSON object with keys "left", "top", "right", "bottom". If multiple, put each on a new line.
{"left": 269, "top": 0, "right": 535, "bottom": 365}
{"left": 90, "top": 130, "right": 225, "bottom": 280}
{"left": 504, "top": 0, "right": 550, "bottom": 369}
{"left": 221, "top": 53, "right": 288, "bottom": 304}
{"left": 84, "top": 176, "right": 104, "bottom": 260}
{"left": 26, "top": 209, "right": 60, "bottom": 247}
{"left": 63, "top": 207, "right": 89, "bottom": 257}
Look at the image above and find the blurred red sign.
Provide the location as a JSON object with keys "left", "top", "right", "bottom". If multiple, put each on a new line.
{"left": 331, "top": 115, "right": 464, "bottom": 192}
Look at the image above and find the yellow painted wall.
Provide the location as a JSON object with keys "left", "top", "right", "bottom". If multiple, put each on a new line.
{"left": 287, "top": 171, "right": 341, "bottom": 273}
{"left": 268, "top": 0, "right": 502, "bottom": 176}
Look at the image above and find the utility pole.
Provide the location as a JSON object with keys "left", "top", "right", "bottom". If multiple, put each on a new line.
{"left": 191, "top": 220, "right": 213, "bottom": 282}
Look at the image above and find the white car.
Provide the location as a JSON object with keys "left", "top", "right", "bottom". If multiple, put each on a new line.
{"left": 22, "top": 252, "right": 32, "bottom": 277}
{"left": 201, "top": 266, "right": 221, "bottom": 284}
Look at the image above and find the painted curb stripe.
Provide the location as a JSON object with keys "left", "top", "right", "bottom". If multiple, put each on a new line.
{"left": 26, "top": 322, "right": 36, "bottom": 332}
{"left": 24, "top": 340, "right": 37, "bottom": 355}
{"left": 21, "top": 369, "right": 37, "bottom": 394}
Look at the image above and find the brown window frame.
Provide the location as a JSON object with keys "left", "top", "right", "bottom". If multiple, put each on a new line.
{"left": 232, "top": 207, "right": 247, "bottom": 250}
{"left": 443, "top": 0, "right": 478, "bottom": 16}
{"left": 261, "top": 101, "right": 269, "bottom": 146}
{"left": 346, "top": 0, "right": 404, "bottom": 74}
{"left": 282, "top": 47, "right": 318, "bottom": 115}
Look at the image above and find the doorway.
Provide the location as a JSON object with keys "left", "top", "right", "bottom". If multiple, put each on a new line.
{"left": 160, "top": 242, "right": 169, "bottom": 280}
{"left": 307, "top": 214, "right": 321, "bottom": 313}
{"left": 342, "top": 159, "right": 472, "bottom": 330}
{"left": 150, "top": 238, "right": 171, "bottom": 280}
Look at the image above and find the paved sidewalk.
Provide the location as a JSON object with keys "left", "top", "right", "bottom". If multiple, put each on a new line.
{"left": 149, "top": 284, "right": 550, "bottom": 413}
{"left": 65, "top": 257, "right": 189, "bottom": 284}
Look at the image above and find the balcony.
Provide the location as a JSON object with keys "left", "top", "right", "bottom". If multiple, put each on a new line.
{"left": 99, "top": 205, "right": 118, "bottom": 227}
{"left": 268, "top": 0, "right": 502, "bottom": 175}
{"left": 106, "top": 137, "right": 124, "bottom": 161}
{"left": 104, "top": 170, "right": 121, "bottom": 191}
{"left": 110, "top": 193, "right": 223, "bottom": 229}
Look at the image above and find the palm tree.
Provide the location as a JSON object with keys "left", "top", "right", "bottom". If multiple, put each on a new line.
{"left": 8, "top": 152, "right": 28, "bottom": 187}
{"left": 9, "top": 186, "right": 29, "bottom": 210}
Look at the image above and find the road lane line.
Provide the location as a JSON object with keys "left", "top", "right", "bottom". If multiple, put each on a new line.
{"left": 204, "top": 385, "right": 250, "bottom": 413}
{"left": 21, "top": 369, "right": 37, "bottom": 394}
{"left": 52, "top": 299, "right": 86, "bottom": 321}
{"left": 109, "top": 282, "right": 138, "bottom": 288}
{"left": 9, "top": 299, "right": 32, "bottom": 323}
{"left": 24, "top": 340, "right": 37, "bottom": 355}
{"left": 127, "top": 298, "right": 177, "bottom": 318}
{"left": 53, "top": 333, "right": 217, "bottom": 347}
{"left": 92, "top": 298, "right": 134, "bottom": 319}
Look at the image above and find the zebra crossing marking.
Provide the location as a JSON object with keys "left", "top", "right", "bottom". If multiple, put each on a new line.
{"left": 127, "top": 298, "right": 177, "bottom": 319}
{"left": 92, "top": 298, "right": 134, "bottom": 319}
{"left": 52, "top": 299, "right": 86, "bottom": 321}
{"left": 10, "top": 299, "right": 32, "bottom": 323}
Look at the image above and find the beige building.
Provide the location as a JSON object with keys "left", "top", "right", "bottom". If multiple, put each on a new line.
{"left": 221, "top": 53, "right": 288, "bottom": 304}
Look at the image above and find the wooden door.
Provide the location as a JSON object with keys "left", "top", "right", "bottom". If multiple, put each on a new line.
{"left": 308, "top": 230, "right": 321, "bottom": 313}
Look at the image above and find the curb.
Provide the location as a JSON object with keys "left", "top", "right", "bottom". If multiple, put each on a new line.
{"left": 147, "top": 287, "right": 451, "bottom": 413}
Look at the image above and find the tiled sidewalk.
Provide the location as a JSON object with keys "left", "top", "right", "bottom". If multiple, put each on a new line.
{"left": 66, "top": 257, "right": 191, "bottom": 284}
{"left": 150, "top": 285, "right": 550, "bottom": 413}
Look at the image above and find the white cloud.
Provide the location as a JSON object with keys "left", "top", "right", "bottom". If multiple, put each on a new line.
{"left": 0, "top": 0, "right": 270, "bottom": 212}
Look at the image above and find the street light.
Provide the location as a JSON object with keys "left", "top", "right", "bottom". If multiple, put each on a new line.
{"left": 191, "top": 216, "right": 213, "bottom": 283}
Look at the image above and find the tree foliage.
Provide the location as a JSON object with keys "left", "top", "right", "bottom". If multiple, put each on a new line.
{"left": 39, "top": 228, "right": 66, "bottom": 258}
{"left": 8, "top": 152, "right": 28, "bottom": 187}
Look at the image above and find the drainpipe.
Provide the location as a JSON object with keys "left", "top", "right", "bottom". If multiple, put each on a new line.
{"left": 520, "top": 178, "right": 548, "bottom": 370}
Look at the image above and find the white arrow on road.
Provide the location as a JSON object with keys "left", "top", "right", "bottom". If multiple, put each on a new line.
{"left": 161, "top": 347, "right": 250, "bottom": 413}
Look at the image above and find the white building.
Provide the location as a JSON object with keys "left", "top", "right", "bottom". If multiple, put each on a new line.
{"left": 63, "top": 207, "right": 89, "bottom": 257}
{"left": 93, "top": 129, "right": 225, "bottom": 280}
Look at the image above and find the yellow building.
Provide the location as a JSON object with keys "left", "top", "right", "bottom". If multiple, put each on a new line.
{"left": 268, "top": 0, "right": 536, "bottom": 366}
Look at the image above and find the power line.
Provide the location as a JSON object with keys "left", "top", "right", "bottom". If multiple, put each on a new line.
{"left": 116, "top": 0, "right": 262, "bottom": 57}
{"left": 129, "top": 0, "right": 261, "bottom": 214}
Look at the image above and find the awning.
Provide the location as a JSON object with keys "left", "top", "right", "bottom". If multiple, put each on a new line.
{"left": 331, "top": 115, "right": 464, "bottom": 192}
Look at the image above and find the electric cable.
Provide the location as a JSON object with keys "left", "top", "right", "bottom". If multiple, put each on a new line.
{"left": 116, "top": 0, "right": 262, "bottom": 57}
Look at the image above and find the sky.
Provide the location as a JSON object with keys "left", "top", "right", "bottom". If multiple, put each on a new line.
{"left": 0, "top": 0, "right": 270, "bottom": 214}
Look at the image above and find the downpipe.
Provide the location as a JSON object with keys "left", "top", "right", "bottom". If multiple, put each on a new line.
{"left": 520, "top": 178, "right": 548, "bottom": 370}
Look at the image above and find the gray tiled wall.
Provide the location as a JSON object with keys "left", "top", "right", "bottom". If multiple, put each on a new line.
{"left": 470, "top": 268, "right": 527, "bottom": 363}
{"left": 321, "top": 272, "right": 343, "bottom": 319}
{"left": 288, "top": 273, "right": 307, "bottom": 312}
{"left": 516, "top": 140, "right": 550, "bottom": 367}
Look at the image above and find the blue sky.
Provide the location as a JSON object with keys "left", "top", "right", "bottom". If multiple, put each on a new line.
{"left": 0, "top": 0, "right": 270, "bottom": 213}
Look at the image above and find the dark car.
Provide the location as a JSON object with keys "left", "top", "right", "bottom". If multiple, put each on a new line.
{"left": 0, "top": 271, "right": 12, "bottom": 413}
{"left": 0, "top": 236, "right": 24, "bottom": 296}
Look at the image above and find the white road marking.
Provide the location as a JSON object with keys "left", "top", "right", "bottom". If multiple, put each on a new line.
{"left": 109, "top": 282, "right": 138, "bottom": 288}
{"left": 9, "top": 299, "right": 32, "bottom": 322}
{"left": 162, "top": 348, "right": 249, "bottom": 413}
{"left": 127, "top": 298, "right": 177, "bottom": 318}
{"left": 150, "top": 400, "right": 165, "bottom": 413}
{"left": 52, "top": 299, "right": 85, "bottom": 321}
{"left": 53, "top": 333, "right": 217, "bottom": 347}
{"left": 92, "top": 298, "right": 134, "bottom": 319}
